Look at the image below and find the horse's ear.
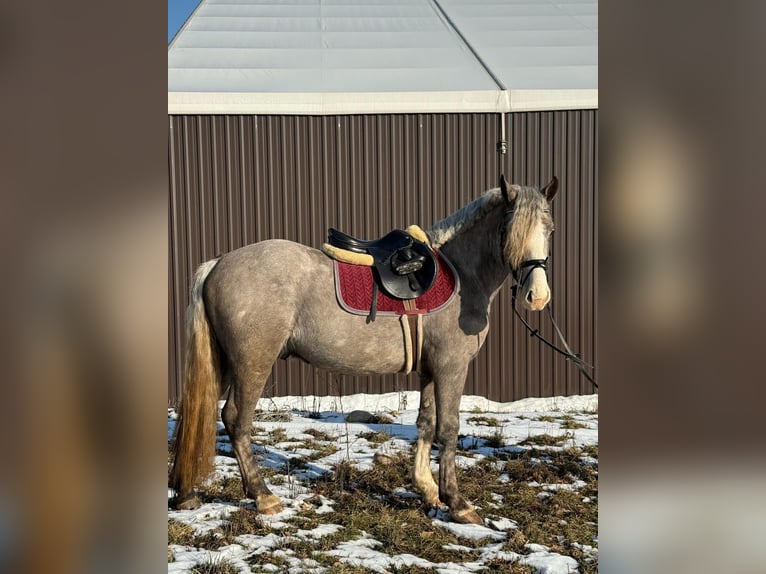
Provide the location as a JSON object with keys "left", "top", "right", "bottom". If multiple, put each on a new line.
{"left": 542, "top": 176, "right": 559, "bottom": 202}
{"left": 499, "top": 174, "right": 517, "bottom": 203}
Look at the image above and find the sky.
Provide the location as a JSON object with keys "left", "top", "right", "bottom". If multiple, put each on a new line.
{"left": 168, "top": 0, "right": 201, "bottom": 44}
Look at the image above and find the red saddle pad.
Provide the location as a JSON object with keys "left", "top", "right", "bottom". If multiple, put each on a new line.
{"left": 334, "top": 251, "right": 459, "bottom": 316}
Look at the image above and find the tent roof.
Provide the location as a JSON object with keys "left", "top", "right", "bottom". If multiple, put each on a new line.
{"left": 168, "top": 0, "right": 597, "bottom": 114}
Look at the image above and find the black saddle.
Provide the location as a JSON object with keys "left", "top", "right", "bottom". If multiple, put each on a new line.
{"left": 328, "top": 228, "right": 438, "bottom": 321}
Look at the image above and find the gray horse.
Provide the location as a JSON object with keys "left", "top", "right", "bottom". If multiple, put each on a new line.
{"left": 170, "top": 175, "right": 558, "bottom": 524}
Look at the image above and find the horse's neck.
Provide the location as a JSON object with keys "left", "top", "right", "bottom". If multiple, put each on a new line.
{"left": 440, "top": 208, "right": 509, "bottom": 297}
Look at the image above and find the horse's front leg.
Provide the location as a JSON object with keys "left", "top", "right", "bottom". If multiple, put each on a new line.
{"left": 433, "top": 366, "right": 482, "bottom": 525}
{"left": 412, "top": 376, "right": 440, "bottom": 507}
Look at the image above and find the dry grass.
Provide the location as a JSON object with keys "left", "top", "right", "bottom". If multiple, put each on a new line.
{"left": 171, "top": 417, "right": 597, "bottom": 572}
{"left": 191, "top": 556, "right": 239, "bottom": 574}
{"left": 581, "top": 444, "right": 598, "bottom": 458}
{"left": 267, "top": 427, "right": 289, "bottom": 443}
{"left": 518, "top": 433, "right": 566, "bottom": 447}
{"left": 484, "top": 429, "right": 506, "bottom": 448}
{"left": 558, "top": 415, "right": 588, "bottom": 430}
{"left": 253, "top": 409, "right": 292, "bottom": 422}
{"left": 357, "top": 429, "right": 392, "bottom": 445}
{"left": 456, "top": 453, "right": 598, "bottom": 570}
{"left": 304, "top": 428, "right": 337, "bottom": 441}
{"left": 168, "top": 519, "right": 196, "bottom": 546}
{"left": 535, "top": 415, "right": 557, "bottom": 423}
{"left": 467, "top": 415, "right": 501, "bottom": 426}
{"left": 189, "top": 504, "right": 271, "bottom": 551}
{"left": 308, "top": 454, "right": 486, "bottom": 565}
{"left": 199, "top": 476, "right": 245, "bottom": 503}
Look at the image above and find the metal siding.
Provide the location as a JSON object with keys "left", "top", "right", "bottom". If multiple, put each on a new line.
{"left": 169, "top": 111, "right": 597, "bottom": 404}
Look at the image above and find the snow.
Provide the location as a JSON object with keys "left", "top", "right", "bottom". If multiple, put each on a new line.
{"left": 169, "top": 393, "right": 597, "bottom": 573}
{"left": 432, "top": 519, "right": 508, "bottom": 542}
{"left": 255, "top": 392, "right": 597, "bottom": 417}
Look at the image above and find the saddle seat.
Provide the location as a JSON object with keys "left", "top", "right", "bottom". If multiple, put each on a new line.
{"left": 328, "top": 228, "right": 414, "bottom": 255}
{"left": 326, "top": 227, "right": 437, "bottom": 302}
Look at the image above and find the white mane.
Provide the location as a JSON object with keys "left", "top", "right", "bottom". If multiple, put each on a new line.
{"left": 426, "top": 189, "right": 504, "bottom": 249}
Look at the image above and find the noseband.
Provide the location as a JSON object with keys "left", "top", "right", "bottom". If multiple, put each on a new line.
{"left": 511, "top": 257, "right": 548, "bottom": 289}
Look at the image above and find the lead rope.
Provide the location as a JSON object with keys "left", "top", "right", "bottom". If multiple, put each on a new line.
{"left": 510, "top": 284, "right": 598, "bottom": 389}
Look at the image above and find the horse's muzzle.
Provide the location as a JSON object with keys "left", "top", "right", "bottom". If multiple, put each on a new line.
{"left": 525, "top": 289, "right": 550, "bottom": 311}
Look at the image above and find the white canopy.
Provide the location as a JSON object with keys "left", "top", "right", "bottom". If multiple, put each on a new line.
{"left": 168, "top": 0, "right": 597, "bottom": 114}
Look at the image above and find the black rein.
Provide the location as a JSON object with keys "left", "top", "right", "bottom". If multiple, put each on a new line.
{"left": 510, "top": 261, "right": 599, "bottom": 389}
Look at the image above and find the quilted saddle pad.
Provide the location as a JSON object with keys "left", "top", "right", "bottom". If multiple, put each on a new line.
{"left": 334, "top": 251, "right": 459, "bottom": 316}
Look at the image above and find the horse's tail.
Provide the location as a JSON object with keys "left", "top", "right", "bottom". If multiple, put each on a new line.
{"left": 170, "top": 257, "right": 222, "bottom": 499}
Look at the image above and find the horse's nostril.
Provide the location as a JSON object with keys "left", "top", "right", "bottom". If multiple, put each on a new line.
{"left": 526, "top": 290, "right": 534, "bottom": 303}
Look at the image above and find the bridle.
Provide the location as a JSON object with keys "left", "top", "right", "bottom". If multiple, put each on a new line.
{"left": 503, "top": 204, "right": 597, "bottom": 389}
{"left": 511, "top": 257, "right": 549, "bottom": 292}
{"left": 510, "top": 259, "right": 599, "bottom": 390}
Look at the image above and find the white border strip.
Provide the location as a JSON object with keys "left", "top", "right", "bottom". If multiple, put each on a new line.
{"left": 168, "top": 89, "right": 597, "bottom": 115}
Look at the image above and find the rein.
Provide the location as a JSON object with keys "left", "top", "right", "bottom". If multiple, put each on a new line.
{"left": 510, "top": 262, "right": 598, "bottom": 389}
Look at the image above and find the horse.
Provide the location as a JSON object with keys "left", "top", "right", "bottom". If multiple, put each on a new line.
{"left": 170, "top": 174, "right": 558, "bottom": 524}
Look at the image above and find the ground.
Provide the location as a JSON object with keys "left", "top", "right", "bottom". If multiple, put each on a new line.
{"left": 168, "top": 393, "right": 598, "bottom": 574}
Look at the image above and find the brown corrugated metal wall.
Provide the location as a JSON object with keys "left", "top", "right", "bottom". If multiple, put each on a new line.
{"left": 169, "top": 111, "right": 597, "bottom": 405}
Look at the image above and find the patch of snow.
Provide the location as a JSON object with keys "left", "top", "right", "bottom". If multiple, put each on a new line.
{"left": 487, "top": 517, "right": 518, "bottom": 531}
{"left": 433, "top": 519, "right": 507, "bottom": 541}
{"left": 295, "top": 523, "right": 343, "bottom": 539}
{"left": 520, "top": 549, "right": 579, "bottom": 574}
{"left": 248, "top": 392, "right": 597, "bottom": 416}
{"left": 542, "top": 480, "right": 587, "bottom": 492}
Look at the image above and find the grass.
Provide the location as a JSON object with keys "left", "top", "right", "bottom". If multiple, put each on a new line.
{"left": 456, "top": 454, "right": 598, "bottom": 570}
{"left": 168, "top": 519, "right": 196, "bottom": 546}
{"left": 581, "top": 444, "right": 598, "bottom": 458}
{"left": 267, "top": 427, "right": 289, "bottom": 443}
{"left": 357, "top": 429, "right": 392, "bottom": 445}
{"left": 484, "top": 429, "right": 506, "bottom": 448}
{"left": 191, "top": 556, "right": 239, "bottom": 574}
{"left": 518, "top": 433, "right": 566, "bottom": 447}
{"left": 253, "top": 409, "right": 292, "bottom": 422}
{"left": 558, "top": 415, "right": 589, "bottom": 430}
{"left": 309, "top": 458, "right": 485, "bottom": 565}
{"left": 186, "top": 504, "right": 272, "bottom": 551}
{"left": 170, "top": 416, "right": 598, "bottom": 573}
{"left": 304, "top": 428, "right": 337, "bottom": 442}
{"left": 535, "top": 415, "right": 557, "bottom": 423}
{"left": 467, "top": 415, "right": 501, "bottom": 427}
{"left": 199, "top": 476, "right": 245, "bottom": 503}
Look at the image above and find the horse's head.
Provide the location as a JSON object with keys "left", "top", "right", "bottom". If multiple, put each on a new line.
{"left": 500, "top": 174, "right": 559, "bottom": 311}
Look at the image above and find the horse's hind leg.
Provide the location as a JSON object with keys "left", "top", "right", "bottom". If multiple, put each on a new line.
{"left": 222, "top": 370, "right": 283, "bottom": 515}
{"left": 412, "top": 376, "right": 440, "bottom": 507}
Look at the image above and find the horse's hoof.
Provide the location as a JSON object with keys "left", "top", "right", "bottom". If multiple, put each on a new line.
{"left": 417, "top": 486, "right": 441, "bottom": 508}
{"left": 256, "top": 494, "right": 283, "bottom": 515}
{"left": 451, "top": 507, "right": 483, "bottom": 525}
{"left": 173, "top": 494, "right": 201, "bottom": 510}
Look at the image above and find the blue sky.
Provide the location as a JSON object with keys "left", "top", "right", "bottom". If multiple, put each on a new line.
{"left": 169, "top": 0, "right": 201, "bottom": 44}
